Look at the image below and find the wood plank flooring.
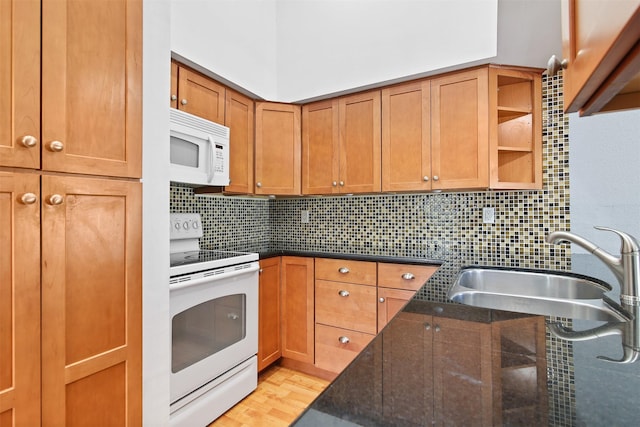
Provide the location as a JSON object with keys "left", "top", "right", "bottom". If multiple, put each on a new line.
{"left": 209, "top": 365, "right": 330, "bottom": 426}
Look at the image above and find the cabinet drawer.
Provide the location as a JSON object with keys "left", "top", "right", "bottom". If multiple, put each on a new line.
{"left": 315, "top": 258, "right": 376, "bottom": 285}
{"left": 315, "top": 323, "right": 374, "bottom": 373}
{"left": 377, "top": 263, "right": 438, "bottom": 291}
{"left": 315, "top": 280, "right": 377, "bottom": 334}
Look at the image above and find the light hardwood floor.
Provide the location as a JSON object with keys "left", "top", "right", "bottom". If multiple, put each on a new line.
{"left": 210, "top": 365, "right": 330, "bottom": 426}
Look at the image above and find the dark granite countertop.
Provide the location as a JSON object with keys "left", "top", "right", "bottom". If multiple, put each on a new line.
{"left": 281, "top": 253, "right": 640, "bottom": 427}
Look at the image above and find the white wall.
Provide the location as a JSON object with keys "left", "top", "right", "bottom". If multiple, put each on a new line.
{"left": 143, "top": 1, "right": 171, "bottom": 425}
{"left": 569, "top": 109, "right": 640, "bottom": 254}
{"left": 170, "top": 0, "right": 279, "bottom": 100}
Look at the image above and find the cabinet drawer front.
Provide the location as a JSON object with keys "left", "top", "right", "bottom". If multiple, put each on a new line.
{"left": 377, "top": 263, "right": 438, "bottom": 291}
{"left": 315, "top": 324, "right": 374, "bottom": 373}
{"left": 315, "top": 280, "right": 377, "bottom": 333}
{"left": 315, "top": 258, "right": 376, "bottom": 285}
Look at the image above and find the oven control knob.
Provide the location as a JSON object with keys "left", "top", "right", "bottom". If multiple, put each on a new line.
{"left": 183, "top": 221, "right": 189, "bottom": 230}
{"left": 192, "top": 221, "right": 199, "bottom": 229}
{"left": 173, "top": 222, "right": 180, "bottom": 230}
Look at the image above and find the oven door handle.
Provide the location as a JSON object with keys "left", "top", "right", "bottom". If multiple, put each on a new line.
{"left": 170, "top": 263, "right": 259, "bottom": 291}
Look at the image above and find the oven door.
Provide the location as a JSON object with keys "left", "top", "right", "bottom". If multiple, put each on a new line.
{"left": 169, "top": 262, "right": 259, "bottom": 403}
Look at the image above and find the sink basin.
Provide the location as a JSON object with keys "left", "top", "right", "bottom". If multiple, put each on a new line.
{"left": 448, "top": 266, "right": 632, "bottom": 322}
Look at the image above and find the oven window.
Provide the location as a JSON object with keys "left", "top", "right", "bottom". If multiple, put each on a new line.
{"left": 172, "top": 294, "right": 246, "bottom": 373}
{"left": 170, "top": 135, "right": 199, "bottom": 168}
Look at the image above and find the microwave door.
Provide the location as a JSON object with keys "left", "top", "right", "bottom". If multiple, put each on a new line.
{"left": 206, "top": 135, "right": 214, "bottom": 184}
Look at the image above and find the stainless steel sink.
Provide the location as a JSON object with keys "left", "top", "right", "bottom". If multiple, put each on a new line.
{"left": 448, "top": 266, "right": 632, "bottom": 322}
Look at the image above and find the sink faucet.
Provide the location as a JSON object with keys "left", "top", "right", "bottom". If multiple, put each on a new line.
{"left": 546, "top": 226, "right": 640, "bottom": 305}
{"left": 546, "top": 226, "right": 640, "bottom": 363}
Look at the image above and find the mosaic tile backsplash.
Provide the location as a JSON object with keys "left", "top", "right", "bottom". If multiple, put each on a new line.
{"left": 170, "top": 73, "right": 573, "bottom": 425}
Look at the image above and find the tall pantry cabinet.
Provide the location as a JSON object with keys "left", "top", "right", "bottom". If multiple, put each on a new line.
{"left": 0, "top": 1, "right": 142, "bottom": 426}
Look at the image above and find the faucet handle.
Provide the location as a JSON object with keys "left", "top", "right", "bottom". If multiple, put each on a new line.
{"left": 594, "top": 226, "right": 640, "bottom": 254}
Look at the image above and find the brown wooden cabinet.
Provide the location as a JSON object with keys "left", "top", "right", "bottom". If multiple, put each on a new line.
{"left": 224, "top": 89, "right": 255, "bottom": 194}
{"left": 41, "top": 174, "right": 142, "bottom": 427}
{"left": 377, "top": 263, "right": 438, "bottom": 330}
{"left": 314, "top": 258, "right": 377, "bottom": 374}
{"left": 0, "top": 0, "right": 40, "bottom": 169}
{"left": 431, "top": 68, "right": 490, "bottom": 190}
{"left": 255, "top": 102, "right": 302, "bottom": 195}
{"left": 302, "top": 91, "right": 381, "bottom": 195}
{"left": 170, "top": 61, "right": 225, "bottom": 125}
{"left": 1, "top": 1, "right": 142, "bottom": 426}
{"left": 258, "top": 257, "right": 281, "bottom": 372}
{"left": 280, "top": 256, "right": 315, "bottom": 363}
{"left": 381, "top": 81, "right": 431, "bottom": 192}
{"left": 489, "top": 66, "right": 542, "bottom": 189}
{"left": 561, "top": 0, "right": 640, "bottom": 115}
{"left": 41, "top": 0, "right": 142, "bottom": 178}
{"left": 0, "top": 172, "right": 41, "bottom": 426}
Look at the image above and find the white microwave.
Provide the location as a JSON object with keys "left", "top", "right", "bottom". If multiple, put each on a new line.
{"left": 169, "top": 108, "right": 230, "bottom": 186}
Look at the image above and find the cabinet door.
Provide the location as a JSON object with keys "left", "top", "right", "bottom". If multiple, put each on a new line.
{"left": 302, "top": 99, "right": 340, "bottom": 195}
{"left": 176, "top": 65, "right": 226, "bottom": 124}
{"left": 170, "top": 61, "right": 178, "bottom": 109}
{"left": 432, "top": 317, "right": 493, "bottom": 426}
{"left": 41, "top": 0, "right": 142, "bottom": 178}
{"left": 255, "top": 102, "right": 302, "bottom": 195}
{"left": 431, "top": 68, "right": 489, "bottom": 190}
{"left": 377, "top": 287, "right": 416, "bottom": 331}
{"left": 225, "top": 89, "right": 255, "bottom": 194}
{"left": 562, "top": 0, "right": 640, "bottom": 114}
{"left": 41, "top": 175, "right": 141, "bottom": 427}
{"left": 258, "top": 257, "right": 281, "bottom": 371}
{"left": 0, "top": 0, "right": 40, "bottom": 169}
{"left": 0, "top": 172, "right": 40, "bottom": 427}
{"left": 280, "top": 256, "right": 314, "bottom": 363}
{"left": 339, "top": 90, "right": 381, "bottom": 193}
{"left": 382, "top": 81, "right": 431, "bottom": 191}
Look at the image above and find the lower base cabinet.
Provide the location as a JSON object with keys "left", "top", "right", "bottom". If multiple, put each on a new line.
{"left": 280, "top": 256, "right": 315, "bottom": 364}
{"left": 258, "top": 257, "right": 281, "bottom": 371}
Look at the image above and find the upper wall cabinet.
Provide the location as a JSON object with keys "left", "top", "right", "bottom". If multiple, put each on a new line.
{"left": 381, "top": 81, "right": 431, "bottom": 192}
{"left": 224, "top": 89, "right": 255, "bottom": 194}
{"left": 0, "top": 0, "right": 40, "bottom": 170}
{"left": 302, "top": 90, "right": 381, "bottom": 195}
{"left": 489, "top": 66, "right": 542, "bottom": 190}
{"left": 557, "top": 0, "right": 640, "bottom": 115}
{"left": 255, "top": 102, "right": 302, "bottom": 195}
{"left": 170, "top": 61, "right": 225, "bottom": 125}
{"left": 41, "top": 0, "right": 142, "bottom": 178}
{"left": 431, "top": 68, "right": 490, "bottom": 190}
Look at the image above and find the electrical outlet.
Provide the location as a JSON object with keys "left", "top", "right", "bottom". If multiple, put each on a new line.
{"left": 301, "top": 210, "right": 310, "bottom": 224}
{"left": 483, "top": 207, "right": 495, "bottom": 224}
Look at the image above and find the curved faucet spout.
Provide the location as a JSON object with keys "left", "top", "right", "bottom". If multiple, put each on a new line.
{"left": 547, "top": 321, "right": 623, "bottom": 341}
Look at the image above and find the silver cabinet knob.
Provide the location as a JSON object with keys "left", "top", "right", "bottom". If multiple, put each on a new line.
{"left": 423, "top": 176, "right": 429, "bottom": 182}
{"left": 379, "top": 297, "right": 385, "bottom": 303}
{"left": 332, "top": 181, "right": 337, "bottom": 187}
{"left": 425, "top": 323, "right": 431, "bottom": 330}
{"left": 338, "top": 267, "right": 350, "bottom": 274}
{"left": 49, "top": 140, "right": 64, "bottom": 152}
{"left": 339, "top": 181, "right": 345, "bottom": 186}
{"left": 21, "top": 135, "right": 37, "bottom": 148}
{"left": 20, "top": 193, "right": 37, "bottom": 205}
{"left": 402, "top": 273, "right": 415, "bottom": 280}
{"left": 434, "top": 325, "right": 441, "bottom": 332}
{"left": 338, "top": 336, "right": 350, "bottom": 344}
{"left": 432, "top": 175, "right": 439, "bottom": 181}
{"left": 180, "top": 99, "right": 188, "bottom": 106}
{"left": 227, "top": 313, "right": 239, "bottom": 320}
{"left": 170, "top": 94, "right": 177, "bottom": 101}
{"left": 547, "top": 55, "right": 568, "bottom": 76}
{"left": 47, "top": 194, "right": 64, "bottom": 205}
{"left": 256, "top": 182, "right": 262, "bottom": 188}
{"left": 259, "top": 269, "right": 263, "bottom": 274}
{"left": 338, "top": 289, "right": 350, "bottom": 297}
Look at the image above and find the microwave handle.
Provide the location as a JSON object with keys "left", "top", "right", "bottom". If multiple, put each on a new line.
{"left": 206, "top": 135, "right": 214, "bottom": 183}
